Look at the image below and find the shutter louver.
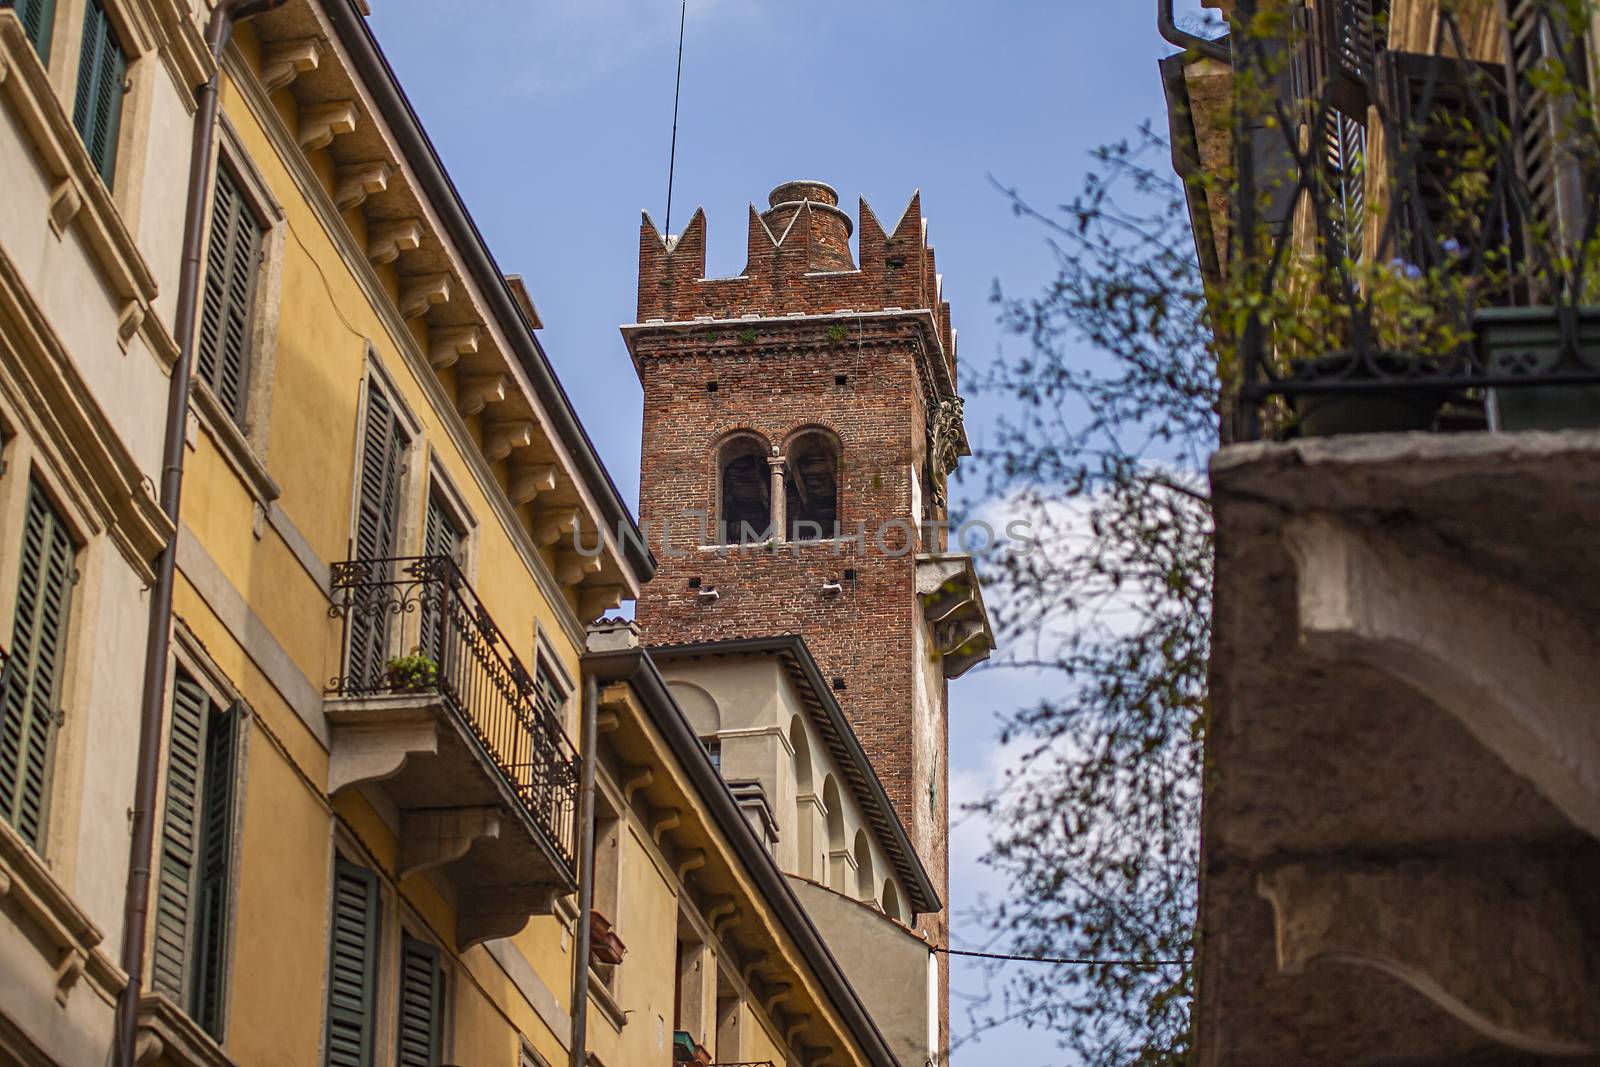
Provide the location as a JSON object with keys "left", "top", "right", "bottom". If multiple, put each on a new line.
{"left": 347, "top": 389, "right": 406, "bottom": 688}
{"left": 325, "top": 860, "right": 379, "bottom": 1067}
{"left": 5, "top": 0, "right": 56, "bottom": 60}
{"left": 197, "top": 168, "right": 262, "bottom": 425}
{"left": 418, "top": 492, "right": 461, "bottom": 662}
{"left": 397, "top": 935, "right": 443, "bottom": 1067}
{"left": 0, "top": 482, "right": 73, "bottom": 849}
{"left": 190, "top": 702, "right": 238, "bottom": 1037}
{"left": 71, "top": 0, "right": 124, "bottom": 187}
{"left": 153, "top": 674, "right": 210, "bottom": 1005}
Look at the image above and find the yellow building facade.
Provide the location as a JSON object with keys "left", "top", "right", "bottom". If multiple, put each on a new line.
{"left": 2, "top": 1, "right": 922, "bottom": 1066}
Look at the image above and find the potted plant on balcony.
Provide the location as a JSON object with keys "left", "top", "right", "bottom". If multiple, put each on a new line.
{"left": 589, "top": 909, "right": 626, "bottom": 966}
{"left": 670, "top": 1031, "right": 710, "bottom": 1065}
{"left": 384, "top": 650, "right": 438, "bottom": 692}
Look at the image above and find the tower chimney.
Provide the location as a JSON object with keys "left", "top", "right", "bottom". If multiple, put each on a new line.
{"left": 761, "top": 180, "right": 855, "bottom": 271}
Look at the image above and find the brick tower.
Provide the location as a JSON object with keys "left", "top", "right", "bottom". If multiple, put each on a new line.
{"left": 624, "top": 180, "right": 993, "bottom": 1033}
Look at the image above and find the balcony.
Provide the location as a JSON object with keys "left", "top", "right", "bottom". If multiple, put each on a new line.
{"left": 1207, "top": 3, "right": 1600, "bottom": 444}
{"left": 326, "top": 556, "right": 578, "bottom": 948}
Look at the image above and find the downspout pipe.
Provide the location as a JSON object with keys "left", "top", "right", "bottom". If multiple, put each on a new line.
{"left": 1159, "top": 0, "right": 1232, "bottom": 64}
{"left": 114, "top": 2, "right": 286, "bottom": 1063}
{"left": 569, "top": 673, "right": 601, "bottom": 1067}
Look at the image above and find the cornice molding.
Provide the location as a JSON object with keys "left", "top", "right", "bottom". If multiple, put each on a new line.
{"left": 0, "top": 245, "right": 173, "bottom": 583}
{"left": 0, "top": 15, "right": 180, "bottom": 369}
{"left": 218, "top": 44, "right": 591, "bottom": 650}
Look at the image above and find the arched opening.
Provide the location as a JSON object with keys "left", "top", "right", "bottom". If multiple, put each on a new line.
{"left": 718, "top": 434, "right": 771, "bottom": 544}
{"left": 822, "top": 776, "right": 845, "bottom": 892}
{"left": 790, "top": 717, "right": 815, "bottom": 879}
{"left": 784, "top": 430, "right": 839, "bottom": 541}
{"left": 853, "top": 829, "right": 875, "bottom": 902}
{"left": 882, "top": 879, "right": 903, "bottom": 923}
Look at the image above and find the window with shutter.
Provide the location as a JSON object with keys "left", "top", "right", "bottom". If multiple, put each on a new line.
{"left": 397, "top": 935, "right": 444, "bottom": 1067}
{"left": 325, "top": 859, "right": 380, "bottom": 1067}
{"left": 347, "top": 387, "right": 407, "bottom": 688}
{"left": 2, "top": 0, "right": 57, "bottom": 61}
{"left": 1502, "top": 0, "right": 1591, "bottom": 281}
{"left": 71, "top": 0, "right": 125, "bottom": 188}
{"left": 197, "top": 167, "right": 264, "bottom": 426}
{"left": 417, "top": 489, "right": 463, "bottom": 663}
{"left": 0, "top": 481, "right": 74, "bottom": 850}
{"left": 153, "top": 672, "right": 240, "bottom": 1039}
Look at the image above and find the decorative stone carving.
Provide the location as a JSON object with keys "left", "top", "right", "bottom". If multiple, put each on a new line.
{"left": 428, "top": 323, "right": 479, "bottom": 369}
{"left": 534, "top": 507, "right": 579, "bottom": 547}
{"left": 509, "top": 463, "right": 558, "bottom": 505}
{"left": 556, "top": 551, "right": 602, "bottom": 587}
{"left": 296, "top": 100, "right": 358, "bottom": 152}
{"left": 261, "top": 37, "right": 321, "bottom": 92}
{"left": 925, "top": 395, "right": 965, "bottom": 511}
{"left": 333, "top": 161, "right": 389, "bottom": 211}
{"left": 456, "top": 374, "right": 506, "bottom": 418}
{"left": 46, "top": 179, "right": 81, "bottom": 235}
{"left": 579, "top": 584, "right": 625, "bottom": 621}
{"left": 484, "top": 420, "right": 535, "bottom": 462}
{"left": 367, "top": 218, "right": 422, "bottom": 266}
{"left": 399, "top": 273, "right": 451, "bottom": 320}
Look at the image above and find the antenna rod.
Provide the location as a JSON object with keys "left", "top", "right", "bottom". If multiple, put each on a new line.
{"left": 665, "top": 0, "right": 687, "bottom": 237}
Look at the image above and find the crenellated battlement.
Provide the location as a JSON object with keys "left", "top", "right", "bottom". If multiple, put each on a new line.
{"left": 635, "top": 182, "right": 956, "bottom": 369}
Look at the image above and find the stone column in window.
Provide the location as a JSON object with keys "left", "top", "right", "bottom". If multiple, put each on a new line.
{"left": 767, "top": 449, "right": 787, "bottom": 543}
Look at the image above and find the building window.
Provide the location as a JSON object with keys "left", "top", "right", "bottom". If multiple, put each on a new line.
{"left": 153, "top": 670, "right": 241, "bottom": 1039}
{"left": 784, "top": 430, "right": 839, "bottom": 541}
{"left": 418, "top": 486, "right": 466, "bottom": 664}
{"left": 590, "top": 798, "right": 622, "bottom": 995}
{"left": 197, "top": 165, "right": 266, "bottom": 428}
{"left": 702, "top": 738, "right": 721, "bottom": 772}
{"left": 717, "top": 435, "right": 770, "bottom": 544}
{"left": 71, "top": 0, "right": 126, "bottom": 188}
{"left": 519, "top": 1038, "right": 550, "bottom": 1067}
{"left": 0, "top": 480, "right": 75, "bottom": 851}
{"left": 397, "top": 934, "right": 445, "bottom": 1067}
{"left": 325, "top": 858, "right": 381, "bottom": 1067}
{"left": 347, "top": 383, "right": 409, "bottom": 688}
{"left": 3, "top": 0, "right": 56, "bottom": 61}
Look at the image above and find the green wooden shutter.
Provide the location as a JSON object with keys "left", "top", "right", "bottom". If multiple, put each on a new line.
{"left": 348, "top": 388, "right": 406, "bottom": 687}
{"left": 3, "top": 0, "right": 56, "bottom": 61}
{"left": 396, "top": 935, "right": 443, "bottom": 1067}
{"left": 190, "top": 702, "right": 239, "bottom": 1037}
{"left": 0, "top": 481, "right": 74, "bottom": 849}
{"left": 197, "top": 167, "right": 263, "bottom": 425}
{"left": 417, "top": 491, "right": 461, "bottom": 662}
{"left": 153, "top": 673, "right": 210, "bottom": 1004}
{"left": 325, "top": 859, "right": 379, "bottom": 1067}
{"left": 71, "top": 0, "right": 125, "bottom": 188}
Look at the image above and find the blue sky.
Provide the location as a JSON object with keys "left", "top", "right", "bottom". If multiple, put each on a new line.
{"left": 365, "top": 2, "right": 1205, "bottom": 1061}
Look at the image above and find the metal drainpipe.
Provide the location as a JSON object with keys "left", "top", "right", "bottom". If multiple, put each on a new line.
{"left": 113, "top": 2, "right": 286, "bottom": 1063}
{"left": 1159, "top": 0, "right": 1232, "bottom": 64}
{"left": 569, "top": 672, "right": 601, "bottom": 1067}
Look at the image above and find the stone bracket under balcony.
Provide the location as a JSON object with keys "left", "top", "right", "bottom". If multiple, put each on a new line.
{"left": 325, "top": 693, "right": 571, "bottom": 948}
{"left": 1258, "top": 851, "right": 1600, "bottom": 1056}
{"left": 915, "top": 554, "right": 995, "bottom": 678}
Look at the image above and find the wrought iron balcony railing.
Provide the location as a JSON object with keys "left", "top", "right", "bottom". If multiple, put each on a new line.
{"left": 1221, "top": 0, "right": 1600, "bottom": 441}
{"left": 328, "top": 555, "right": 579, "bottom": 872}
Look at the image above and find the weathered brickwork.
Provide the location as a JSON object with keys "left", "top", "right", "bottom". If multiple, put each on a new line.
{"left": 627, "top": 182, "right": 967, "bottom": 1052}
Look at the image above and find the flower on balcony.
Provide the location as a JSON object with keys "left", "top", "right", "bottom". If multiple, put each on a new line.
{"left": 384, "top": 651, "right": 439, "bottom": 692}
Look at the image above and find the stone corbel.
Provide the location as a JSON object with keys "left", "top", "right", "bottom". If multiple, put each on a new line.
{"left": 676, "top": 849, "right": 706, "bottom": 882}
{"left": 367, "top": 218, "right": 422, "bottom": 266}
{"left": 650, "top": 809, "right": 681, "bottom": 845}
{"left": 579, "top": 584, "right": 625, "bottom": 622}
{"left": 261, "top": 36, "right": 321, "bottom": 93}
{"left": 510, "top": 463, "right": 559, "bottom": 505}
{"left": 763, "top": 983, "right": 792, "bottom": 1014}
{"left": 47, "top": 179, "right": 81, "bottom": 235}
{"left": 397, "top": 807, "right": 502, "bottom": 879}
{"left": 297, "top": 100, "right": 358, "bottom": 152}
{"left": 784, "top": 1017, "right": 809, "bottom": 1046}
{"left": 456, "top": 374, "right": 507, "bottom": 418}
{"left": 117, "top": 302, "right": 144, "bottom": 352}
{"left": 400, "top": 273, "right": 452, "bottom": 320}
{"left": 484, "top": 420, "right": 536, "bottom": 462}
{"left": 534, "top": 507, "right": 579, "bottom": 547}
{"left": 333, "top": 161, "right": 389, "bottom": 211}
{"left": 622, "top": 766, "right": 654, "bottom": 803}
{"left": 705, "top": 896, "right": 737, "bottom": 930}
{"left": 556, "top": 550, "right": 603, "bottom": 587}
{"left": 326, "top": 708, "right": 439, "bottom": 795}
{"left": 429, "top": 323, "right": 480, "bottom": 369}
{"left": 457, "top": 884, "right": 559, "bottom": 951}
{"left": 740, "top": 951, "right": 768, "bottom": 985}
{"left": 1259, "top": 856, "right": 1600, "bottom": 1056}
{"left": 53, "top": 946, "right": 85, "bottom": 1006}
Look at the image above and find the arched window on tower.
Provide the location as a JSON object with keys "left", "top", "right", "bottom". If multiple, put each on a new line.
{"left": 784, "top": 430, "right": 839, "bottom": 541}
{"left": 718, "top": 434, "right": 771, "bottom": 544}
